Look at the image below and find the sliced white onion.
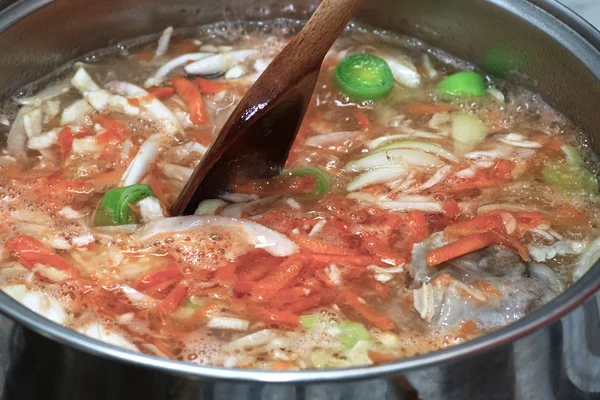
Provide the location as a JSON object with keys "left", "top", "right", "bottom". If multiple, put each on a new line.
{"left": 498, "top": 133, "right": 542, "bottom": 148}
{"left": 120, "top": 286, "right": 158, "bottom": 308}
{"left": 28, "top": 128, "right": 60, "bottom": 150}
{"left": 477, "top": 203, "right": 540, "bottom": 214}
{"left": 60, "top": 99, "right": 93, "bottom": 126}
{"left": 347, "top": 166, "right": 408, "bottom": 192}
{"left": 137, "top": 197, "right": 165, "bottom": 223}
{"left": 487, "top": 87, "right": 505, "bottom": 103}
{"left": 144, "top": 53, "right": 211, "bottom": 87}
{"left": 153, "top": 26, "right": 173, "bottom": 60}
{"left": 220, "top": 193, "right": 259, "bottom": 203}
{"left": 308, "top": 219, "right": 327, "bottom": 237}
{"left": 253, "top": 58, "right": 271, "bottom": 73}
{"left": 346, "top": 149, "right": 444, "bottom": 172}
{"left": 104, "top": 81, "right": 183, "bottom": 136}
{"left": 379, "top": 54, "right": 421, "bottom": 88}
{"left": 368, "top": 264, "right": 405, "bottom": 274}
{"left": 72, "top": 67, "right": 139, "bottom": 116}
{"left": 499, "top": 212, "right": 517, "bottom": 235}
{"left": 366, "top": 135, "right": 412, "bottom": 150}
{"left": 78, "top": 322, "right": 138, "bottom": 352}
{"left": 158, "top": 162, "right": 193, "bottom": 182}
{"left": 305, "top": 131, "right": 356, "bottom": 148}
{"left": 132, "top": 215, "right": 299, "bottom": 257}
{"left": 422, "top": 54, "right": 438, "bottom": 79}
{"left": 58, "top": 206, "right": 83, "bottom": 220}
{"left": 207, "top": 316, "right": 250, "bottom": 331}
{"left": 348, "top": 192, "right": 443, "bottom": 213}
{"left": 452, "top": 113, "right": 489, "bottom": 154}
{"left": 120, "top": 134, "right": 162, "bottom": 186}
{"left": 226, "top": 329, "right": 278, "bottom": 349}
{"left": 405, "top": 165, "right": 453, "bottom": 193}
{"left": 225, "top": 65, "right": 246, "bottom": 79}
{"left": 184, "top": 50, "right": 258, "bottom": 75}
{"left": 7, "top": 106, "right": 30, "bottom": 161}
{"left": 464, "top": 145, "right": 513, "bottom": 160}
{"left": 574, "top": 237, "right": 600, "bottom": 280}
{"left": 374, "top": 141, "right": 458, "bottom": 162}
{"left": 194, "top": 199, "right": 227, "bottom": 215}
{"left": 71, "top": 136, "right": 101, "bottom": 154}
{"left": 23, "top": 108, "right": 43, "bottom": 138}
{"left": 4, "top": 286, "right": 69, "bottom": 325}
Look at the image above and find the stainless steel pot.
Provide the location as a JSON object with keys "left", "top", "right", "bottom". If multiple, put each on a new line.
{"left": 0, "top": 1, "right": 598, "bottom": 399}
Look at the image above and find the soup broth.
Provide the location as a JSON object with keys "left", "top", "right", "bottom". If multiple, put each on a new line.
{"left": 0, "top": 20, "right": 598, "bottom": 370}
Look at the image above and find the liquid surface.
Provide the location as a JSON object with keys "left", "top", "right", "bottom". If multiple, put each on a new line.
{"left": 0, "top": 20, "right": 598, "bottom": 370}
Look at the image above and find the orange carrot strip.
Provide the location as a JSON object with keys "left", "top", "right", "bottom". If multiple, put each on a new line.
{"left": 270, "top": 361, "right": 297, "bottom": 370}
{"left": 171, "top": 77, "right": 208, "bottom": 124}
{"left": 57, "top": 127, "right": 74, "bottom": 157}
{"left": 368, "top": 350, "right": 396, "bottom": 365}
{"left": 135, "top": 264, "right": 183, "bottom": 291}
{"left": 5, "top": 235, "right": 79, "bottom": 278}
{"left": 353, "top": 109, "right": 371, "bottom": 130}
{"left": 487, "top": 230, "right": 530, "bottom": 262}
{"left": 147, "top": 86, "right": 175, "bottom": 99}
{"left": 194, "top": 77, "right": 228, "bottom": 95}
{"left": 251, "top": 307, "right": 299, "bottom": 326}
{"left": 213, "top": 263, "right": 237, "bottom": 282}
{"left": 445, "top": 214, "right": 505, "bottom": 236}
{"left": 426, "top": 232, "right": 497, "bottom": 267}
{"left": 233, "top": 280, "right": 256, "bottom": 294}
{"left": 403, "top": 211, "right": 431, "bottom": 245}
{"left": 343, "top": 291, "right": 395, "bottom": 330}
{"left": 294, "top": 235, "right": 358, "bottom": 256}
{"left": 156, "top": 282, "right": 188, "bottom": 314}
{"left": 251, "top": 257, "right": 304, "bottom": 301}
{"left": 306, "top": 253, "right": 373, "bottom": 266}
{"left": 363, "top": 236, "right": 409, "bottom": 267}
{"left": 287, "top": 294, "right": 321, "bottom": 313}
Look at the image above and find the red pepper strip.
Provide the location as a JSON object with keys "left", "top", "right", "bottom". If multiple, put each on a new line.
{"left": 233, "top": 280, "right": 256, "bottom": 294}
{"left": 250, "top": 306, "right": 299, "bottom": 326}
{"left": 147, "top": 86, "right": 175, "bottom": 99}
{"left": 194, "top": 78, "right": 228, "bottom": 95}
{"left": 171, "top": 77, "right": 208, "bottom": 125}
{"left": 156, "top": 281, "right": 188, "bottom": 314}
{"left": 5, "top": 235, "right": 79, "bottom": 278}
{"left": 342, "top": 291, "right": 395, "bottom": 330}
{"left": 135, "top": 264, "right": 183, "bottom": 291}
{"left": 294, "top": 235, "right": 359, "bottom": 256}
{"left": 444, "top": 214, "right": 506, "bottom": 237}
{"left": 426, "top": 232, "right": 497, "bottom": 267}
{"left": 403, "top": 211, "right": 431, "bottom": 245}
{"left": 251, "top": 256, "right": 304, "bottom": 301}
{"left": 213, "top": 262, "right": 237, "bottom": 282}
{"left": 353, "top": 109, "right": 371, "bottom": 130}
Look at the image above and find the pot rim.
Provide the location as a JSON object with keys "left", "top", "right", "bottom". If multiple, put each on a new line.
{"left": 0, "top": 0, "right": 599, "bottom": 383}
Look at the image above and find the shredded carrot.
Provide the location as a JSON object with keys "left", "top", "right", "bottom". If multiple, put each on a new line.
{"left": 287, "top": 294, "right": 322, "bottom": 313}
{"left": 363, "top": 236, "right": 409, "bottom": 267}
{"left": 444, "top": 214, "right": 505, "bottom": 237}
{"left": 402, "top": 103, "right": 454, "bottom": 115}
{"left": 306, "top": 253, "right": 373, "bottom": 266}
{"left": 250, "top": 306, "right": 299, "bottom": 326}
{"left": 135, "top": 264, "right": 183, "bottom": 291}
{"left": 294, "top": 235, "right": 358, "bottom": 256}
{"left": 147, "top": 86, "right": 175, "bottom": 99}
{"left": 270, "top": 361, "right": 297, "bottom": 370}
{"left": 442, "top": 202, "right": 461, "bottom": 219}
{"left": 156, "top": 281, "right": 188, "bottom": 314}
{"left": 487, "top": 230, "right": 530, "bottom": 262}
{"left": 95, "top": 115, "right": 129, "bottom": 145}
{"left": 194, "top": 77, "right": 228, "bottom": 95}
{"left": 403, "top": 211, "right": 431, "bottom": 246}
{"left": 368, "top": 350, "right": 396, "bottom": 365}
{"left": 213, "top": 263, "right": 237, "bottom": 282}
{"left": 5, "top": 235, "right": 79, "bottom": 278}
{"left": 459, "top": 320, "right": 479, "bottom": 336}
{"left": 426, "top": 232, "right": 497, "bottom": 267}
{"left": 343, "top": 291, "right": 395, "bottom": 330}
{"left": 171, "top": 77, "right": 208, "bottom": 124}
{"left": 251, "top": 256, "right": 304, "bottom": 301}
{"left": 57, "top": 127, "right": 75, "bottom": 157}
{"left": 233, "top": 280, "right": 256, "bottom": 294}
{"left": 190, "top": 131, "right": 214, "bottom": 147}
{"left": 353, "top": 109, "right": 371, "bottom": 130}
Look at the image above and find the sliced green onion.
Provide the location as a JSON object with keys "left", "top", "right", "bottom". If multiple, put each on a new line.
{"left": 452, "top": 113, "right": 489, "bottom": 154}
{"left": 300, "top": 314, "right": 321, "bottom": 331}
{"left": 287, "top": 166, "right": 331, "bottom": 196}
{"left": 374, "top": 140, "right": 458, "bottom": 162}
{"left": 542, "top": 162, "right": 598, "bottom": 195}
{"left": 437, "top": 71, "right": 486, "bottom": 97}
{"left": 339, "top": 321, "right": 370, "bottom": 349}
{"left": 334, "top": 54, "right": 394, "bottom": 100}
{"left": 561, "top": 144, "right": 584, "bottom": 166}
{"left": 95, "top": 184, "right": 155, "bottom": 226}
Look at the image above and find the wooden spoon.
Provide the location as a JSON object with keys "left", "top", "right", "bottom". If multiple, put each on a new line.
{"left": 170, "top": 0, "right": 362, "bottom": 216}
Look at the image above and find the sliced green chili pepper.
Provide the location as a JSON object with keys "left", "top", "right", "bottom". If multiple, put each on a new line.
{"left": 542, "top": 162, "right": 598, "bottom": 195}
{"left": 334, "top": 54, "right": 394, "bottom": 100}
{"left": 287, "top": 166, "right": 331, "bottom": 196}
{"left": 95, "top": 184, "right": 155, "bottom": 226}
{"left": 437, "top": 71, "right": 486, "bottom": 97}
{"left": 561, "top": 144, "right": 584, "bottom": 166}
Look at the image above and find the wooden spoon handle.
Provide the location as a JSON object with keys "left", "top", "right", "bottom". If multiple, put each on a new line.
{"left": 288, "top": 0, "right": 362, "bottom": 68}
